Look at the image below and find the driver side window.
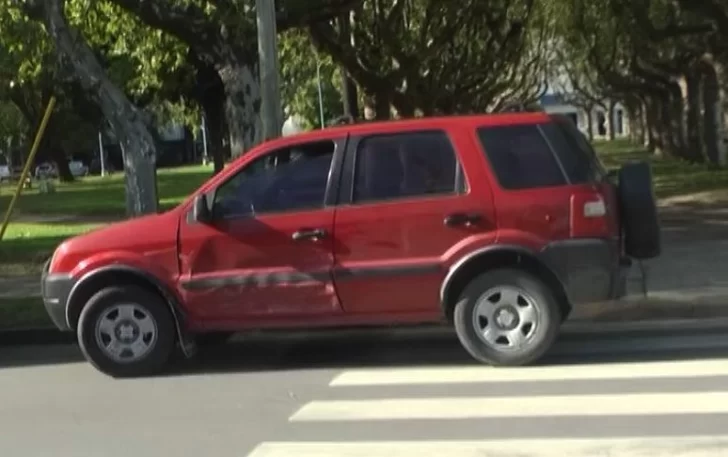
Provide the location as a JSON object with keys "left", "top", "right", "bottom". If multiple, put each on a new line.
{"left": 212, "top": 140, "right": 335, "bottom": 219}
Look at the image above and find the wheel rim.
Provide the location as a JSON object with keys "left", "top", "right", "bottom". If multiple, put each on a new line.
{"left": 471, "top": 285, "right": 540, "bottom": 352}
{"left": 94, "top": 303, "right": 158, "bottom": 364}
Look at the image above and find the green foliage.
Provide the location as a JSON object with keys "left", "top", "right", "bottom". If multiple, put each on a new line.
{"left": 65, "top": 0, "right": 188, "bottom": 100}
{"left": 280, "top": 29, "right": 342, "bottom": 129}
{"left": 0, "top": 101, "right": 27, "bottom": 149}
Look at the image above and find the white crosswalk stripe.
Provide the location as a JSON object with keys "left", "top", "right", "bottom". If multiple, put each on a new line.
{"left": 248, "top": 436, "right": 728, "bottom": 457}
{"left": 247, "top": 356, "right": 728, "bottom": 457}
{"left": 328, "top": 358, "right": 728, "bottom": 386}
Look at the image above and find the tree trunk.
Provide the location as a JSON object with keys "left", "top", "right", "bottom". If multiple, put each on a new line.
{"left": 46, "top": 134, "right": 74, "bottom": 182}
{"left": 608, "top": 100, "right": 616, "bottom": 140}
{"left": 657, "top": 92, "right": 680, "bottom": 158}
{"left": 625, "top": 97, "right": 645, "bottom": 145}
{"left": 700, "top": 57, "right": 726, "bottom": 167}
{"left": 218, "top": 61, "right": 263, "bottom": 158}
{"left": 338, "top": 13, "right": 359, "bottom": 120}
{"left": 644, "top": 96, "right": 662, "bottom": 156}
{"left": 666, "top": 82, "right": 689, "bottom": 160}
{"left": 683, "top": 70, "right": 705, "bottom": 163}
{"left": 374, "top": 92, "right": 391, "bottom": 120}
{"left": 35, "top": 0, "right": 158, "bottom": 216}
{"left": 191, "top": 56, "right": 226, "bottom": 174}
{"left": 585, "top": 106, "right": 594, "bottom": 141}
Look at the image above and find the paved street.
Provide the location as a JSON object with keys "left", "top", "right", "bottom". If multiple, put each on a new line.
{"left": 1, "top": 321, "right": 727, "bottom": 457}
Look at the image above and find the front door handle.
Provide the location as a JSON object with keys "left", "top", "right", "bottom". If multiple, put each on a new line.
{"left": 292, "top": 228, "right": 327, "bottom": 241}
{"left": 444, "top": 212, "right": 482, "bottom": 227}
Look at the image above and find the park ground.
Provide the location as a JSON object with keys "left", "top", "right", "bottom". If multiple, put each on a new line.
{"left": 1, "top": 139, "right": 728, "bottom": 330}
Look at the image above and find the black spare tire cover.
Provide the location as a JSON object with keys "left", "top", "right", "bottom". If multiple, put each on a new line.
{"left": 617, "top": 161, "right": 661, "bottom": 259}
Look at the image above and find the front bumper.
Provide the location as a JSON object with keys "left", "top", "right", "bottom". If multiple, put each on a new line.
{"left": 40, "top": 261, "right": 74, "bottom": 331}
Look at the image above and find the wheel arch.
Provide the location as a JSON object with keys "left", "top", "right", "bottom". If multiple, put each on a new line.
{"left": 440, "top": 245, "right": 571, "bottom": 322}
{"left": 66, "top": 265, "right": 187, "bottom": 350}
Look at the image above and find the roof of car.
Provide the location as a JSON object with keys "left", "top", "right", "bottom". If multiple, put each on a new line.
{"left": 265, "top": 112, "right": 552, "bottom": 149}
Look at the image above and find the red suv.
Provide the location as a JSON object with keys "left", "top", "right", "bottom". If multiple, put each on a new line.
{"left": 41, "top": 112, "right": 660, "bottom": 377}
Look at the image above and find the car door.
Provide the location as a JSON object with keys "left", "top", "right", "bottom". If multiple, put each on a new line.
{"left": 331, "top": 127, "right": 497, "bottom": 315}
{"left": 177, "top": 137, "right": 346, "bottom": 325}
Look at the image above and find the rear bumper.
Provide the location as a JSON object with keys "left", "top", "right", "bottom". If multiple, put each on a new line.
{"left": 540, "top": 238, "right": 630, "bottom": 306}
{"left": 40, "top": 261, "right": 74, "bottom": 331}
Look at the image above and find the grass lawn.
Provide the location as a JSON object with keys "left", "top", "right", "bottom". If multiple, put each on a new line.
{"left": 0, "top": 164, "right": 213, "bottom": 217}
{"left": 0, "top": 222, "right": 102, "bottom": 275}
{"left": 594, "top": 139, "right": 728, "bottom": 199}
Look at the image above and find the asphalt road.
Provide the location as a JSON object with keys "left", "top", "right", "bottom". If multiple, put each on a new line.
{"left": 1, "top": 320, "right": 727, "bottom": 457}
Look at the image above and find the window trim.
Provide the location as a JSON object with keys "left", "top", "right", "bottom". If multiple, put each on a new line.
{"left": 536, "top": 123, "right": 572, "bottom": 185}
{"left": 550, "top": 115, "right": 609, "bottom": 181}
{"left": 202, "top": 137, "right": 346, "bottom": 222}
{"left": 476, "top": 122, "right": 572, "bottom": 192}
{"left": 338, "top": 129, "right": 467, "bottom": 207}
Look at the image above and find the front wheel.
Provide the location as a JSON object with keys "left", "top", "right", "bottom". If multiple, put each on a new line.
{"left": 77, "top": 285, "right": 176, "bottom": 378}
{"left": 453, "top": 269, "right": 561, "bottom": 367}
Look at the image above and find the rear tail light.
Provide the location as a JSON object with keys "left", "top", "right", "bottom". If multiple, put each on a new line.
{"left": 583, "top": 199, "right": 607, "bottom": 218}
{"left": 570, "top": 192, "right": 610, "bottom": 238}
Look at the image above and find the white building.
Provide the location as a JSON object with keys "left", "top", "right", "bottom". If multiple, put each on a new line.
{"left": 538, "top": 67, "right": 629, "bottom": 140}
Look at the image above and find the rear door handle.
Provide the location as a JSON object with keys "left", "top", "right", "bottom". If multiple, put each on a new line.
{"left": 444, "top": 212, "right": 482, "bottom": 227}
{"left": 292, "top": 228, "right": 327, "bottom": 241}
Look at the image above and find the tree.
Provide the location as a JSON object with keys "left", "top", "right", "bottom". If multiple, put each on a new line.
{"left": 554, "top": 0, "right": 725, "bottom": 165}
{"left": 0, "top": 0, "right": 79, "bottom": 180}
{"left": 107, "top": 0, "right": 362, "bottom": 159}
{"left": 308, "top": 0, "right": 552, "bottom": 118}
{"left": 279, "top": 28, "right": 342, "bottom": 129}
{"left": 21, "top": 0, "right": 160, "bottom": 215}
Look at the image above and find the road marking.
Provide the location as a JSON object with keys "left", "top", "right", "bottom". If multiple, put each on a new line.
{"left": 289, "top": 391, "right": 728, "bottom": 421}
{"left": 329, "top": 358, "right": 728, "bottom": 387}
{"left": 247, "top": 436, "right": 728, "bottom": 457}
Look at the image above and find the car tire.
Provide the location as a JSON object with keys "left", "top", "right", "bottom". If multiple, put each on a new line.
{"left": 77, "top": 285, "right": 176, "bottom": 378}
{"left": 618, "top": 161, "right": 661, "bottom": 259}
{"left": 453, "top": 269, "right": 561, "bottom": 367}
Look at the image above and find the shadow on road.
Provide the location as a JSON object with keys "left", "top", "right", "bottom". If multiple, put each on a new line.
{"left": 172, "top": 325, "right": 728, "bottom": 377}
{"left": 0, "top": 343, "right": 83, "bottom": 370}
{"left": 1, "top": 325, "right": 726, "bottom": 374}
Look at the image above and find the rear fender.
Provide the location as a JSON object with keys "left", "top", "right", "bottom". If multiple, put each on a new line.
{"left": 439, "top": 245, "right": 570, "bottom": 321}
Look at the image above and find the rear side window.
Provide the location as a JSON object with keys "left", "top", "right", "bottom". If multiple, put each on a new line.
{"left": 353, "top": 130, "right": 460, "bottom": 203}
{"left": 540, "top": 122, "right": 598, "bottom": 184}
{"left": 551, "top": 116, "right": 608, "bottom": 180}
{"left": 477, "top": 124, "right": 566, "bottom": 190}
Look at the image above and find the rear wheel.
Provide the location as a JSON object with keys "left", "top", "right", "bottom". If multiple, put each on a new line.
{"left": 77, "top": 285, "right": 176, "bottom": 378}
{"left": 453, "top": 269, "right": 561, "bottom": 366}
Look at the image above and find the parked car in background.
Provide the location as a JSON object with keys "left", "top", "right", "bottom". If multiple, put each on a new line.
{"left": 35, "top": 162, "right": 58, "bottom": 179}
{"left": 69, "top": 160, "right": 89, "bottom": 177}
{"left": 41, "top": 111, "right": 661, "bottom": 378}
{"left": 0, "top": 164, "right": 10, "bottom": 183}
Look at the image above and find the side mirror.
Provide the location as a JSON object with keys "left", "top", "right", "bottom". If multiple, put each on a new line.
{"left": 192, "top": 194, "right": 212, "bottom": 224}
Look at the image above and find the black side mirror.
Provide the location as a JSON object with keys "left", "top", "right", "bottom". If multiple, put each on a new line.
{"left": 192, "top": 194, "right": 212, "bottom": 224}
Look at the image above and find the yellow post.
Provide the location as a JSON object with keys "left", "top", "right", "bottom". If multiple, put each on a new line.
{"left": 0, "top": 96, "right": 57, "bottom": 242}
